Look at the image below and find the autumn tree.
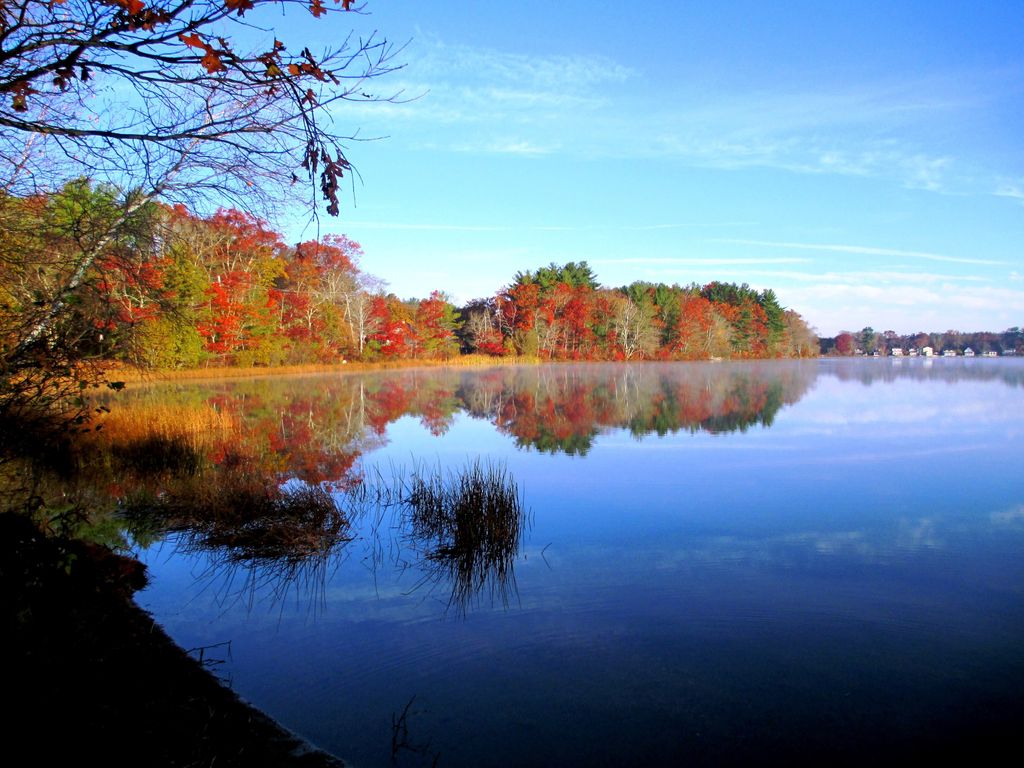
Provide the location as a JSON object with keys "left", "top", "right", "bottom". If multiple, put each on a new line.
{"left": 782, "top": 310, "right": 818, "bottom": 357}
{"left": 2, "top": 0, "right": 399, "bottom": 344}
{"left": 459, "top": 298, "right": 506, "bottom": 356}
{"left": 414, "top": 291, "right": 461, "bottom": 359}
{"left": 614, "top": 283, "right": 660, "bottom": 360}
{"left": 497, "top": 281, "right": 540, "bottom": 356}
{"left": 1, "top": 0, "right": 400, "bottom": 430}
{"left": 293, "top": 236, "right": 381, "bottom": 358}
{"left": 666, "top": 294, "right": 716, "bottom": 359}
{"left": 193, "top": 209, "right": 287, "bottom": 364}
{"left": 366, "top": 293, "right": 413, "bottom": 358}
{"left": 0, "top": 180, "right": 165, "bottom": 443}
{"left": 834, "top": 332, "right": 856, "bottom": 356}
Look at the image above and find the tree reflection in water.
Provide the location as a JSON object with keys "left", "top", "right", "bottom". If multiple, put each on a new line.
{"left": 126, "top": 459, "right": 527, "bottom": 617}
{"left": 96, "top": 363, "right": 820, "bottom": 613}
{"left": 142, "top": 480, "right": 354, "bottom": 610}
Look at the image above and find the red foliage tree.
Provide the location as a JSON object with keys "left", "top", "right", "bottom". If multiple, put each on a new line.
{"left": 414, "top": 291, "right": 460, "bottom": 359}
{"left": 367, "top": 295, "right": 412, "bottom": 358}
{"left": 835, "top": 332, "right": 856, "bottom": 355}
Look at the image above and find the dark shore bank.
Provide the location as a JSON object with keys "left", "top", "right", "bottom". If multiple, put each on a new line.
{"left": 1, "top": 512, "right": 343, "bottom": 768}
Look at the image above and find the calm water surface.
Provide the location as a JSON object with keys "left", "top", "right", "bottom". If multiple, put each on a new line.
{"left": 134, "top": 359, "right": 1024, "bottom": 766}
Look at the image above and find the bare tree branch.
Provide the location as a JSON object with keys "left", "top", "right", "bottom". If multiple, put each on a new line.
{"left": 0, "top": 1, "right": 404, "bottom": 216}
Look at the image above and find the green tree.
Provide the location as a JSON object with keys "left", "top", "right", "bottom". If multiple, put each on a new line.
{"left": 759, "top": 289, "right": 786, "bottom": 354}
{"left": 860, "top": 327, "right": 876, "bottom": 354}
{"left": 515, "top": 261, "right": 600, "bottom": 293}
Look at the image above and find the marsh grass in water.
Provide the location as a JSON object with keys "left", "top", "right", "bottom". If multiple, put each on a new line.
{"left": 7, "top": 385, "right": 529, "bottom": 615}
{"left": 120, "top": 457, "right": 528, "bottom": 615}
{"left": 84, "top": 402, "right": 237, "bottom": 475}
{"left": 143, "top": 478, "right": 351, "bottom": 565}
{"left": 403, "top": 459, "right": 526, "bottom": 614}
{"left": 138, "top": 479, "right": 355, "bottom": 608}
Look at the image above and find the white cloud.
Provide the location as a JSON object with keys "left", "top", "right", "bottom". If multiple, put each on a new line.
{"left": 994, "top": 182, "right": 1024, "bottom": 203}
{"left": 347, "top": 221, "right": 509, "bottom": 232}
{"left": 619, "top": 222, "right": 760, "bottom": 231}
{"left": 347, "top": 221, "right": 755, "bottom": 234}
{"left": 784, "top": 282, "right": 1024, "bottom": 335}
{"left": 992, "top": 505, "right": 1024, "bottom": 526}
{"left": 409, "top": 34, "right": 634, "bottom": 86}
{"left": 741, "top": 269, "right": 992, "bottom": 285}
{"left": 334, "top": 28, "right": 1024, "bottom": 202}
{"left": 592, "top": 257, "right": 811, "bottom": 266}
{"left": 451, "top": 139, "right": 556, "bottom": 156}
{"left": 902, "top": 154, "right": 953, "bottom": 191}
{"left": 348, "top": 36, "right": 633, "bottom": 131}
{"left": 712, "top": 239, "right": 1007, "bottom": 266}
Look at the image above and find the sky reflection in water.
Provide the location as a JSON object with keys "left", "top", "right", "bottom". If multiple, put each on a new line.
{"left": 135, "top": 359, "right": 1024, "bottom": 767}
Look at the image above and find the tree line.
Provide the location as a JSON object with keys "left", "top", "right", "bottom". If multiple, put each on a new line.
{"left": 0, "top": 182, "right": 819, "bottom": 378}
{"left": 0, "top": 1, "right": 820, "bottom": 446}
{"left": 821, "top": 327, "right": 1023, "bottom": 356}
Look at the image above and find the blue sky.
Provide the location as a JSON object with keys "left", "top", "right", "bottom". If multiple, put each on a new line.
{"left": 275, "top": 0, "right": 1024, "bottom": 336}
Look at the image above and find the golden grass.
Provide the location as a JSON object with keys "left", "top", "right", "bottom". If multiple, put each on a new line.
{"left": 88, "top": 402, "right": 237, "bottom": 452}
{"left": 105, "top": 354, "right": 541, "bottom": 384}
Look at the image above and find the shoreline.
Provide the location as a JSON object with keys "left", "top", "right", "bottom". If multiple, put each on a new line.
{"left": 103, "top": 353, "right": 829, "bottom": 386}
{"left": 2, "top": 511, "right": 345, "bottom": 767}
{"left": 104, "top": 353, "right": 542, "bottom": 385}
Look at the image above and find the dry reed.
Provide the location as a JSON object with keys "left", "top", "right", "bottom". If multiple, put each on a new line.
{"left": 80, "top": 402, "right": 237, "bottom": 475}
{"left": 105, "top": 354, "right": 541, "bottom": 384}
{"left": 404, "top": 458, "right": 525, "bottom": 613}
{"left": 90, "top": 402, "right": 235, "bottom": 447}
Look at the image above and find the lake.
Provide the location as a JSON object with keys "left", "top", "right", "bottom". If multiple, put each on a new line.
{"left": 131, "top": 359, "right": 1024, "bottom": 767}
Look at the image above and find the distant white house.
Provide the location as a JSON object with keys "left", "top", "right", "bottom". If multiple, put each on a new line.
{"left": 943, "top": 349, "right": 957, "bottom": 357}
{"left": 921, "top": 346, "right": 934, "bottom": 357}
{"left": 982, "top": 350, "right": 998, "bottom": 357}
{"left": 963, "top": 347, "right": 975, "bottom": 357}
{"left": 891, "top": 347, "right": 903, "bottom": 356}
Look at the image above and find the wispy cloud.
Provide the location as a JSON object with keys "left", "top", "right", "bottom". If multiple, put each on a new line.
{"left": 348, "top": 221, "right": 755, "bottom": 233}
{"left": 592, "top": 257, "right": 811, "bottom": 266}
{"left": 347, "top": 222, "right": 509, "bottom": 232}
{"left": 346, "top": 36, "right": 633, "bottom": 130}
{"left": 994, "top": 181, "right": 1024, "bottom": 203}
{"left": 992, "top": 505, "right": 1024, "bottom": 526}
{"left": 353, "top": 35, "right": 1020, "bottom": 195}
{"left": 450, "top": 139, "right": 556, "bottom": 156}
{"left": 783, "top": 282, "right": 1024, "bottom": 335}
{"left": 712, "top": 239, "right": 1007, "bottom": 266}
{"left": 639, "top": 87, "right": 965, "bottom": 188}
{"left": 740, "top": 269, "right": 993, "bottom": 285}
{"left": 619, "top": 222, "right": 760, "bottom": 231}
{"left": 411, "top": 36, "right": 634, "bottom": 90}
